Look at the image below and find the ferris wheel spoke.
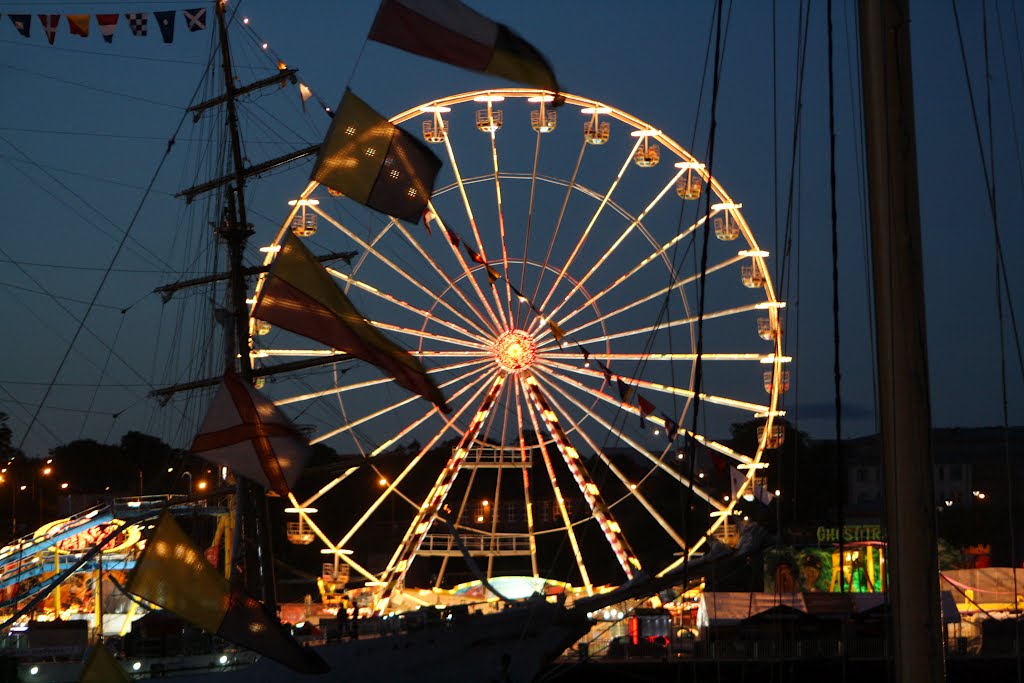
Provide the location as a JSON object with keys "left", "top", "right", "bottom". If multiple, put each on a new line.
{"left": 426, "top": 204, "right": 507, "bottom": 334}
{"left": 370, "top": 320, "right": 490, "bottom": 351}
{"left": 310, "top": 204, "right": 495, "bottom": 340}
{"left": 517, "top": 373, "right": 594, "bottom": 595}
{"left": 540, "top": 352, "right": 765, "bottom": 362}
{"left": 276, "top": 357, "right": 489, "bottom": 407}
{"left": 527, "top": 142, "right": 587, "bottom": 315}
{"left": 488, "top": 131, "right": 515, "bottom": 324}
{"left": 521, "top": 370, "right": 640, "bottom": 579}
{"left": 552, "top": 213, "right": 712, "bottom": 331}
{"left": 389, "top": 218, "right": 500, "bottom": 340}
{"left": 311, "top": 362, "right": 492, "bottom": 444}
{"left": 540, "top": 358, "right": 771, "bottom": 415}
{"left": 514, "top": 132, "right": 544, "bottom": 330}
{"left": 376, "top": 374, "right": 508, "bottom": 612}
{"left": 535, "top": 253, "right": 746, "bottom": 346}
{"left": 531, "top": 366, "right": 726, "bottom": 512}
{"left": 533, "top": 373, "right": 688, "bottom": 551}
{"left": 335, "top": 371, "right": 499, "bottom": 555}
{"left": 551, "top": 302, "right": 768, "bottom": 349}
{"left": 511, "top": 376, "right": 540, "bottom": 577}
{"left": 440, "top": 130, "right": 511, "bottom": 329}
{"left": 536, "top": 168, "right": 686, "bottom": 330}
{"left": 329, "top": 267, "right": 488, "bottom": 346}
{"left": 533, "top": 136, "right": 643, "bottom": 321}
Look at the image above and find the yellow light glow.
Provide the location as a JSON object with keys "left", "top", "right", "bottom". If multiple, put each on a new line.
{"left": 630, "top": 129, "right": 662, "bottom": 137}
{"left": 473, "top": 95, "right": 505, "bottom": 102}
{"left": 580, "top": 106, "right": 612, "bottom": 114}
{"left": 197, "top": 481, "right": 207, "bottom": 490}
{"left": 419, "top": 105, "right": 452, "bottom": 113}
{"left": 492, "top": 329, "right": 537, "bottom": 373}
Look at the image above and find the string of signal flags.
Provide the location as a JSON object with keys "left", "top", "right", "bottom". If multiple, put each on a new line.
{"left": 5, "top": 8, "right": 209, "bottom": 44}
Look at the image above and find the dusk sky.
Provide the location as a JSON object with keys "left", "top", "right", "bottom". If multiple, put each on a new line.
{"left": 1, "top": 0, "right": 1022, "bottom": 461}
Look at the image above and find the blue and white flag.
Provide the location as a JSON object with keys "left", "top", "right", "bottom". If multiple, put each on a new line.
{"left": 125, "top": 12, "right": 147, "bottom": 36}
{"left": 184, "top": 8, "right": 206, "bottom": 32}
{"left": 154, "top": 10, "right": 175, "bottom": 43}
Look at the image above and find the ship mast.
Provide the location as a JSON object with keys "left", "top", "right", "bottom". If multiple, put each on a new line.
{"left": 213, "top": 0, "right": 275, "bottom": 611}
{"left": 858, "top": 0, "right": 944, "bottom": 680}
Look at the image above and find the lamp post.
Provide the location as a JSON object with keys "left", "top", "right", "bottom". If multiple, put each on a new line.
{"left": 181, "top": 471, "right": 193, "bottom": 496}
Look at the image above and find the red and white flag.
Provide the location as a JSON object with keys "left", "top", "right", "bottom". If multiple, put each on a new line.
{"left": 190, "top": 370, "right": 313, "bottom": 496}
{"left": 38, "top": 15, "right": 60, "bottom": 45}
{"left": 67, "top": 14, "right": 89, "bottom": 38}
{"left": 96, "top": 14, "right": 118, "bottom": 43}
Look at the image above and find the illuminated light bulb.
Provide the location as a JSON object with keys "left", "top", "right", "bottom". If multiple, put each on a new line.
{"left": 261, "top": 42, "right": 268, "bottom": 49}
{"left": 243, "top": 17, "right": 250, "bottom": 24}
{"left": 698, "top": 472, "right": 704, "bottom": 479}
{"left": 379, "top": 478, "right": 388, "bottom": 486}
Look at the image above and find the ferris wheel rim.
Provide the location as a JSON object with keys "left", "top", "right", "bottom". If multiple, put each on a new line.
{"left": 251, "top": 88, "right": 788, "bottom": 595}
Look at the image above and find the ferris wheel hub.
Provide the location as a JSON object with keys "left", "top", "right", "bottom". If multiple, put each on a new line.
{"left": 492, "top": 329, "right": 538, "bottom": 373}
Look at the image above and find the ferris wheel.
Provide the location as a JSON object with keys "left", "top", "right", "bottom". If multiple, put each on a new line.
{"left": 250, "top": 89, "right": 788, "bottom": 611}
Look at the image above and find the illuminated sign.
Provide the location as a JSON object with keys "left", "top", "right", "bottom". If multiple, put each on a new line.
{"left": 815, "top": 524, "right": 885, "bottom": 543}
{"left": 33, "top": 517, "right": 142, "bottom": 555}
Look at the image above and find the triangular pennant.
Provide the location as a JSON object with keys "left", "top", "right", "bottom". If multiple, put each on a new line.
{"left": 463, "top": 243, "right": 486, "bottom": 265}
{"left": 125, "top": 12, "right": 147, "bottom": 36}
{"left": 422, "top": 208, "right": 434, "bottom": 236}
{"left": 154, "top": 10, "right": 175, "bottom": 43}
{"left": 600, "top": 363, "right": 614, "bottom": 384}
{"left": 661, "top": 413, "right": 679, "bottom": 441}
{"left": 485, "top": 264, "right": 501, "bottom": 285}
{"left": 616, "top": 377, "right": 634, "bottom": 403}
{"left": 190, "top": 370, "right": 313, "bottom": 497}
{"left": 548, "top": 319, "right": 565, "bottom": 344}
{"left": 445, "top": 225, "right": 460, "bottom": 248}
{"left": 96, "top": 14, "right": 118, "bottom": 43}
{"left": 9, "top": 14, "right": 31, "bottom": 37}
{"left": 638, "top": 395, "right": 656, "bottom": 425}
{"left": 252, "top": 233, "right": 448, "bottom": 410}
{"left": 310, "top": 89, "right": 442, "bottom": 223}
{"left": 183, "top": 7, "right": 206, "bottom": 32}
{"left": 67, "top": 14, "right": 89, "bottom": 37}
{"left": 38, "top": 15, "right": 60, "bottom": 45}
{"left": 298, "top": 82, "right": 313, "bottom": 112}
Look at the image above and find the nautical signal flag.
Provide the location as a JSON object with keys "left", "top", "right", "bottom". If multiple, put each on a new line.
{"left": 548, "top": 320, "right": 566, "bottom": 344}
{"left": 190, "top": 370, "right": 313, "bottom": 497}
{"left": 638, "top": 395, "right": 656, "bottom": 424}
{"left": 96, "top": 14, "right": 119, "bottom": 43}
{"left": 183, "top": 7, "right": 207, "bottom": 32}
{"left": 310, "top": 89, "right": 441, "bottom": 223}
{"left": 9, "top": 14, "right": 31, "bottom": 38}
{"left": 616, "top": 377, "right": 634, "bottom": 403}
{"left": 125, "top": 510, "right": 329, "bottom": 674}
{"left": 252, "top": 233, "right": 448, "bottom": 411}
{"left": 39, "top": 15, "right": 60, "bottom": 45}
{"left": 369, "top": 0, "right": 560, "bottom": 94}
{"left": 79, "top": 643, "right": 130, "bottom": 683}
{"left": 154, "top": 10, "right": 174, "bottom": 43}
{"left": 67, "top": 15, "right": 90, "bottom": 37}
{"left": 126, "top": 13, "right": 147, "bottom": 36}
